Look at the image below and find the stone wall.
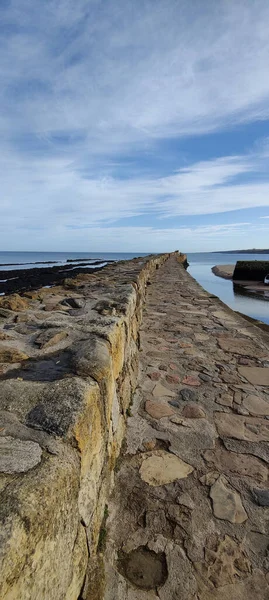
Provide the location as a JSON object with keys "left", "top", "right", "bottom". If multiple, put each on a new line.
{"left": 0, "top": 253, "right": 183, "bottom": 599}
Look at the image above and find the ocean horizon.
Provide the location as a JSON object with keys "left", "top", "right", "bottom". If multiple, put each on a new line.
{"left": 0, "top": 250, "right": 268, "bottom": 325}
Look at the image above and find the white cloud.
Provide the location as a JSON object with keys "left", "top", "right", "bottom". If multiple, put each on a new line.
{"left": 2, "top": 0, "right": 269, "bottom": 144}
{"left": 1, "top": 0, "right": 269, "bottom": 250}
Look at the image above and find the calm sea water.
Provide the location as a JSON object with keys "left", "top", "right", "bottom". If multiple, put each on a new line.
{"left": 188, "top": 252, "right": 269, "bottom": 325}
{"left": 0, "top": 251, "right": 146, "bottom": 270}
{"left": 0, "top": 251, "right": 268, "bottom": 325}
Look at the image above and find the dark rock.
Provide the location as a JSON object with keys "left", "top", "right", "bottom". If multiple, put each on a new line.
{"left": 168, "top": 400, "right": 180, "bottom": 408}
{"left": 199, "top": 373, "right": 211, "bottom": 382}
{"left": 179, "top": 388, "right": 198, "bottom": 402}
{"left": 61, "top": 298, "right": 85, "bottom": 309}
{"left": 252, "top": 488, "right": 269, "bottom": 506}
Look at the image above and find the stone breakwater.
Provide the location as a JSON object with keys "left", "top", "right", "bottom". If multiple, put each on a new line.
{"left": 0, "top": 252, "right": 174, "bottom": 600}
{"left": 103, "top": 256, "right": 269, "bottom": 600}
{"left": 0, "top": 253, "right": 269, "bottom": 600}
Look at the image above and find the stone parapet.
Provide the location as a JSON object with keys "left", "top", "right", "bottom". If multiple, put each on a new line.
{"left": 0, "top": 253, "right": 171, "bottom": 599}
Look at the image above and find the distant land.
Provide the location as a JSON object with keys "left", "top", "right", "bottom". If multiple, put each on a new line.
{"left": 214, "top": 249, "right": 269, "bottom": 254}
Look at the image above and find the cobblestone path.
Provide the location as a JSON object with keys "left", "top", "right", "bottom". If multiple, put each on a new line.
{"left": 103, "top": 255, "right": 269, "bottom": 600}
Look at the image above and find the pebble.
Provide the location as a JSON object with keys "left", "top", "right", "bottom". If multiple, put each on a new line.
{"left": 166, "top": 374, "right": 180, "bottom": 384}
{"left": 182, "top": 376, "right": 201, "bottom": 387}
{"left": 168, "top": 400, "right": 180, "bottom": 408}
{"left": 199, "top": 373, "right": 211, "bottom": 382}
{"left": 182, "top": 404, "right": 206, "bottom": 419}
{"left": 147, "top": 372, "right": 161, "bottom": 381}
{"left": 180, "top": 388, "right": 198, "bottom": 402}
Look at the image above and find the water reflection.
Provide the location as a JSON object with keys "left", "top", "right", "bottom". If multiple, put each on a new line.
{"left": 187, "top": 254, "right": 269, "bottom": 325}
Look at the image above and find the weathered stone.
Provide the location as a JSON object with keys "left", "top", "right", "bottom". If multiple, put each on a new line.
{"left": 0, "top": 436, "right": 42, "bottom": 473}
{"left": 199, "top": 471, "right": 219, "bottom": 486}
{"left": 71, "top": 336, "right": 112, "bottom": 382}
{"left": 147, "top": 371, "right": 161, "bottom": 381}
{"left": 165, "top": 374, "right": 180, "bottom": 384}
{"left": 152, "top": 382, "right": 176, "bottom": 398}
{"left": 204, "top": 447, "right": 267, "bottom": 481}
{"left": 195, "top": 535, "right": 251, "bottom": 588}
{"left": 233, "top": 391, "right": 242, "bottom": 405}
{"left": 140, "top": 451, "right": 194, "bottom": 486}
{"left": 168, "top": 400, "right": 180, "bottom": 408}
{"left": 199, "top": 373, "right": 211, "bottom": 382}
{"left": 210, "top": 475, "right": 248, "bottom": 523}
{"left": 182, "top": 404, "right": 206, "bottom": 419}
{"left": 215, "top": 412, "right": 269, "bottom": 442}
{"left": 182, "top": 375, "right": 201, "bottom": 386}
{"left": 0, "top": 308, "right": 13, "bottom": 318}
{"left": 216, "top": 394, "right": 233, "bottom": 407}
{"left": 176, "top": 492, "right": 194, "bottom": 509}
{"left": 119, "top": 547, "right": 168, "bottom": 590}
{"left": 252, "top": 488, "right": 269, "bottom": 506}
{"left": 0, "top": 294, "right": 29, "bottom": 311}
{"left": 170, "top": 415, "right": 191, "bottom": 427}
{"left": 61, "top": 297, "right": 85, "bottom": 309}
{"left": 35, "top": 329, "right": 68, "bottom": 349}
{"left": 223, "top": 437, "right": 269, "bottom": 464}
{"left": 145, "top": 400, "right": 175, "bottom": 419}
{"left": 217, "top": 336, "right": 266, "bottom": 358}
{"left": 180, "top": 388, "right": 198, "bottom": 402}
{"left": 0, "top": 346, "right": 29, "bottom": 363}
{"left": 0, "top": 331, "right": 10, "bottom": 340}
{"left": 159, "top": 364, "right": 167, "bottom": 371}
{"left": 243, "top": 394, "right": 269, "bottom": 416}
{"left": 238, "top": 366, "right": 269, "bottom": 386}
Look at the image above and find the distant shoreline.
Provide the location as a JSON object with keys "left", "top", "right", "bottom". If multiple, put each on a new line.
{"left": 213, "top": 249, "right": 269, "bottom": 254}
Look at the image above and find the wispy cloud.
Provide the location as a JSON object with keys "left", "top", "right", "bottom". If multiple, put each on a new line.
{"left": 1, "top": 0, "right": 269, "bottom": 249}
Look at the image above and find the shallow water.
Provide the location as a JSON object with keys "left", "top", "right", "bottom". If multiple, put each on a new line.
{"left": 188, "top": 252, "right": 269, "bottom": 325}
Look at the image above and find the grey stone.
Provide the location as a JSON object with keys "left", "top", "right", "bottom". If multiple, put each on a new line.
{"left": 252, "top": 488, "right": 269, "bottom": 506}
{"left": 0, "top": 411, "right": 60, "bottom": 455}
{"left": 62, "top": 297, "right": 85, "bottom": 309}
{"left": 168, "top": 400, "right": 180, "bottom": 408}
{"left": 199, "top": 373, "right": 211, "bottom": 382}
{"left": 0, "top": 436, "right": 42, "bottom": 473}
{"left": 180, "top": 388, "right": 198, "bottom": 402}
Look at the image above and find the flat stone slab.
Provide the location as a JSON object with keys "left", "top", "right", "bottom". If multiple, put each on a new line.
{"left": 139, "top": 450, "right": 194, "bottom": 486}
{"left": 217, "top": 336, "right": 266, "bottom": 358}
{"left": 152, "top": 383, "right": 176, "bottom": 398}
{"left": 145, "top": 400, "right": 175, "bottom": 419}
{"left": 0, "top": 436, "right": 42, "bottom": 473}
{"left": 210, "top": 475, "right": 248, "bottom": 523}
{"left": 243, "top": 394, "right": 269, "bottom": 416}
{"left": 204, "top": 447, "right": 267, "bottom": 481}
{"left": 238, "top": 366, "right": 269, "bottom": 386}
{"left": 215, "top": 412, "right": 269, "bottom": 442}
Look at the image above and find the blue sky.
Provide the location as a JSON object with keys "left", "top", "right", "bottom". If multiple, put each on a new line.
{"left": 1, "top": 0, "right": 269, "bottom": 252}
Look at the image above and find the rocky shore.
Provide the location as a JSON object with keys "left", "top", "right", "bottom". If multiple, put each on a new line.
{"left": 0, "top": 253, "right": 269, "bottom": 600}
{"left": 0, "top": 260, "right": 109, "bottom": 296}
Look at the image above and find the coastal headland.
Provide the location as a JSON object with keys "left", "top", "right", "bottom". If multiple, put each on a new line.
{"left": 0, "top": 253, "right": 269, "bottom": 599}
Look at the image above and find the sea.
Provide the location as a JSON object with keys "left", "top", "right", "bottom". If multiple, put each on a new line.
{"left": 0, "top": 251, "right": 268, "bottom": 325}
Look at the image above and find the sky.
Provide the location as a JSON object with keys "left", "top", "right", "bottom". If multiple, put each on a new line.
{"left": 1, "top": 0, "right": 269, "bottom": 253}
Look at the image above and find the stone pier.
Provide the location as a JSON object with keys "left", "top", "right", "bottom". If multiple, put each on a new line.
{"left": 0, "top": 253, "right": 268, "bottom": 600}
{"left": 102, "top": 255, "right": 269, "bottom": 600}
